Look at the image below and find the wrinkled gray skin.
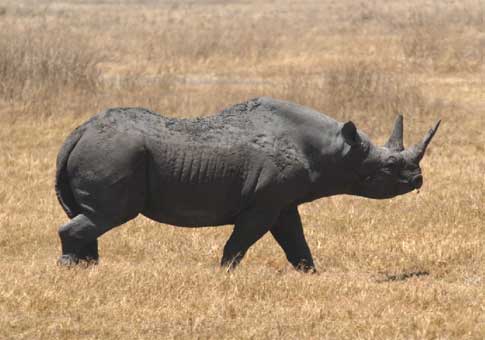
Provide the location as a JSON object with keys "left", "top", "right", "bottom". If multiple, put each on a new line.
{"left": 56, "top": 97, "right": 440, "bottom": 271}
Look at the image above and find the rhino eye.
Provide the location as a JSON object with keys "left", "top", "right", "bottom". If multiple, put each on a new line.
{"left": 383, "top": 157, "right": 400, "bottom": 174}
{"left": 387, "top": 156, "right": 399, "bottom": 167}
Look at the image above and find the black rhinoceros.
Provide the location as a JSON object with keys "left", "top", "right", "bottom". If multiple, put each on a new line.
{"left": 55, "top": 97, "right": 440, "bottom": 271}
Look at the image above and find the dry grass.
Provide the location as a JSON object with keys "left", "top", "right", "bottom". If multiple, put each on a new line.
{"left": 0, "top": 26, "right": 101, "bottom": 114}
{"left": 0, "top": 0, "right": 484, "bottom": 339}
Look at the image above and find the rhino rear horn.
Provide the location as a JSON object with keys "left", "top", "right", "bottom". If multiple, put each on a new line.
{"left": 385, "top": 114, "right": 404, "bottom": 151}
{"left": 409, "top": 119, "right": 441, "bottom": 162}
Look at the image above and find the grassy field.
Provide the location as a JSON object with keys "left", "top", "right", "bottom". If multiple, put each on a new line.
{"left": 0, "top": 0, "right": 484, "bottom": 338}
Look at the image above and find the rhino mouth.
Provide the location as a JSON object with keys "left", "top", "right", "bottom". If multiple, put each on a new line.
{"left": 394, "top": 177, "right": 422, "bottom": 196}
{"left": 357, "top": 177, "right": 421, "bottom": 199}
{"left": 410, "top": 175, "right": 423, "bottom": 189}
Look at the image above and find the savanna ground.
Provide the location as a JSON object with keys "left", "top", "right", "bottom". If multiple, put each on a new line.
{"left": 0, "top": 0, "right": 484, "bottom": 338}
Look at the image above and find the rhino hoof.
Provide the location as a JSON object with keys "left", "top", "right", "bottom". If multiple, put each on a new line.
{"left": 295, "top": 262, "right": 317, "bottom": 274}
{"left": 57, "top": 254, "right": 79, "bottom": 267}
{"left": 57, "top": 254, "right": 99, "bottom": 267}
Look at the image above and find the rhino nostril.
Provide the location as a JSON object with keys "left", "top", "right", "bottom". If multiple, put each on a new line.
{"left": 411, "top": 175, "right": 423, "bottom": 189}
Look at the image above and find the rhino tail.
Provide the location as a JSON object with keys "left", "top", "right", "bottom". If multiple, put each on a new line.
{"left": 55, "top": 121, "right": 90, "bottom": 219}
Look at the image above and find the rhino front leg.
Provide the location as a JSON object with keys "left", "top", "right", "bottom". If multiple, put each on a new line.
{"left": 221, "top": 209, "right": 278, "bottom": 271}
{"left": 270, "top": 206, "right": 316, "bottom": 273}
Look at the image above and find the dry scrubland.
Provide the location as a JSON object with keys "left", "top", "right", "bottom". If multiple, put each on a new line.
{"left": 0, "top": 0, "right": 484, "bottom": 338}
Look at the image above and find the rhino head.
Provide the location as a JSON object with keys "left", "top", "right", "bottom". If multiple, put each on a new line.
{"left": 341, "top": 115, "right": 441, "bottom": 199}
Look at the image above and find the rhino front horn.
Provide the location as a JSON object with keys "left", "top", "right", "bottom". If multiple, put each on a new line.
{"left": 385, "top": 114, "right": 404, "bottom": 151}
{"left": 410, "top": 119, "right": 441, "bottom": 162}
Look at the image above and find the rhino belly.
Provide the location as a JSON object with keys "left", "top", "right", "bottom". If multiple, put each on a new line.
{"left": 142, "top": 181, "right": 244, "bottom": 227}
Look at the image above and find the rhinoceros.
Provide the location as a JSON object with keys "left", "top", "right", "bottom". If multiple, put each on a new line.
{"left": 55, "top": 97, "right": 440, "bottom": 271}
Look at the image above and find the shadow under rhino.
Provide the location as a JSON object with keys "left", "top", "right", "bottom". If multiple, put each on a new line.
{"left": 376, "top": 271, "right": 430, "bottom": 282}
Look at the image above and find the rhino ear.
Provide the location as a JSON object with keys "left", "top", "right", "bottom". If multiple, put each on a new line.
{"left": 342, "top": 121, "right": 360, "bottom": 146}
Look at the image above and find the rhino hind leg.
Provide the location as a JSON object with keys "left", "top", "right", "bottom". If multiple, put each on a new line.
{"left": 270, "top": 207, "right": 316, "bottom": 273}
{"left": 58, "top": 214, "right": 102, "bottom": 266}
{"left": 57, "top": 134, "right": 147, "bottom": 266}
{"left": 58, "top": 169, "right": 146, "bottom": 266}
{"left": 58, "top": 206, "right": 143, "bottom": 266}
{"left": 57, "top": 179, "right": 145, "bottom": 266}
